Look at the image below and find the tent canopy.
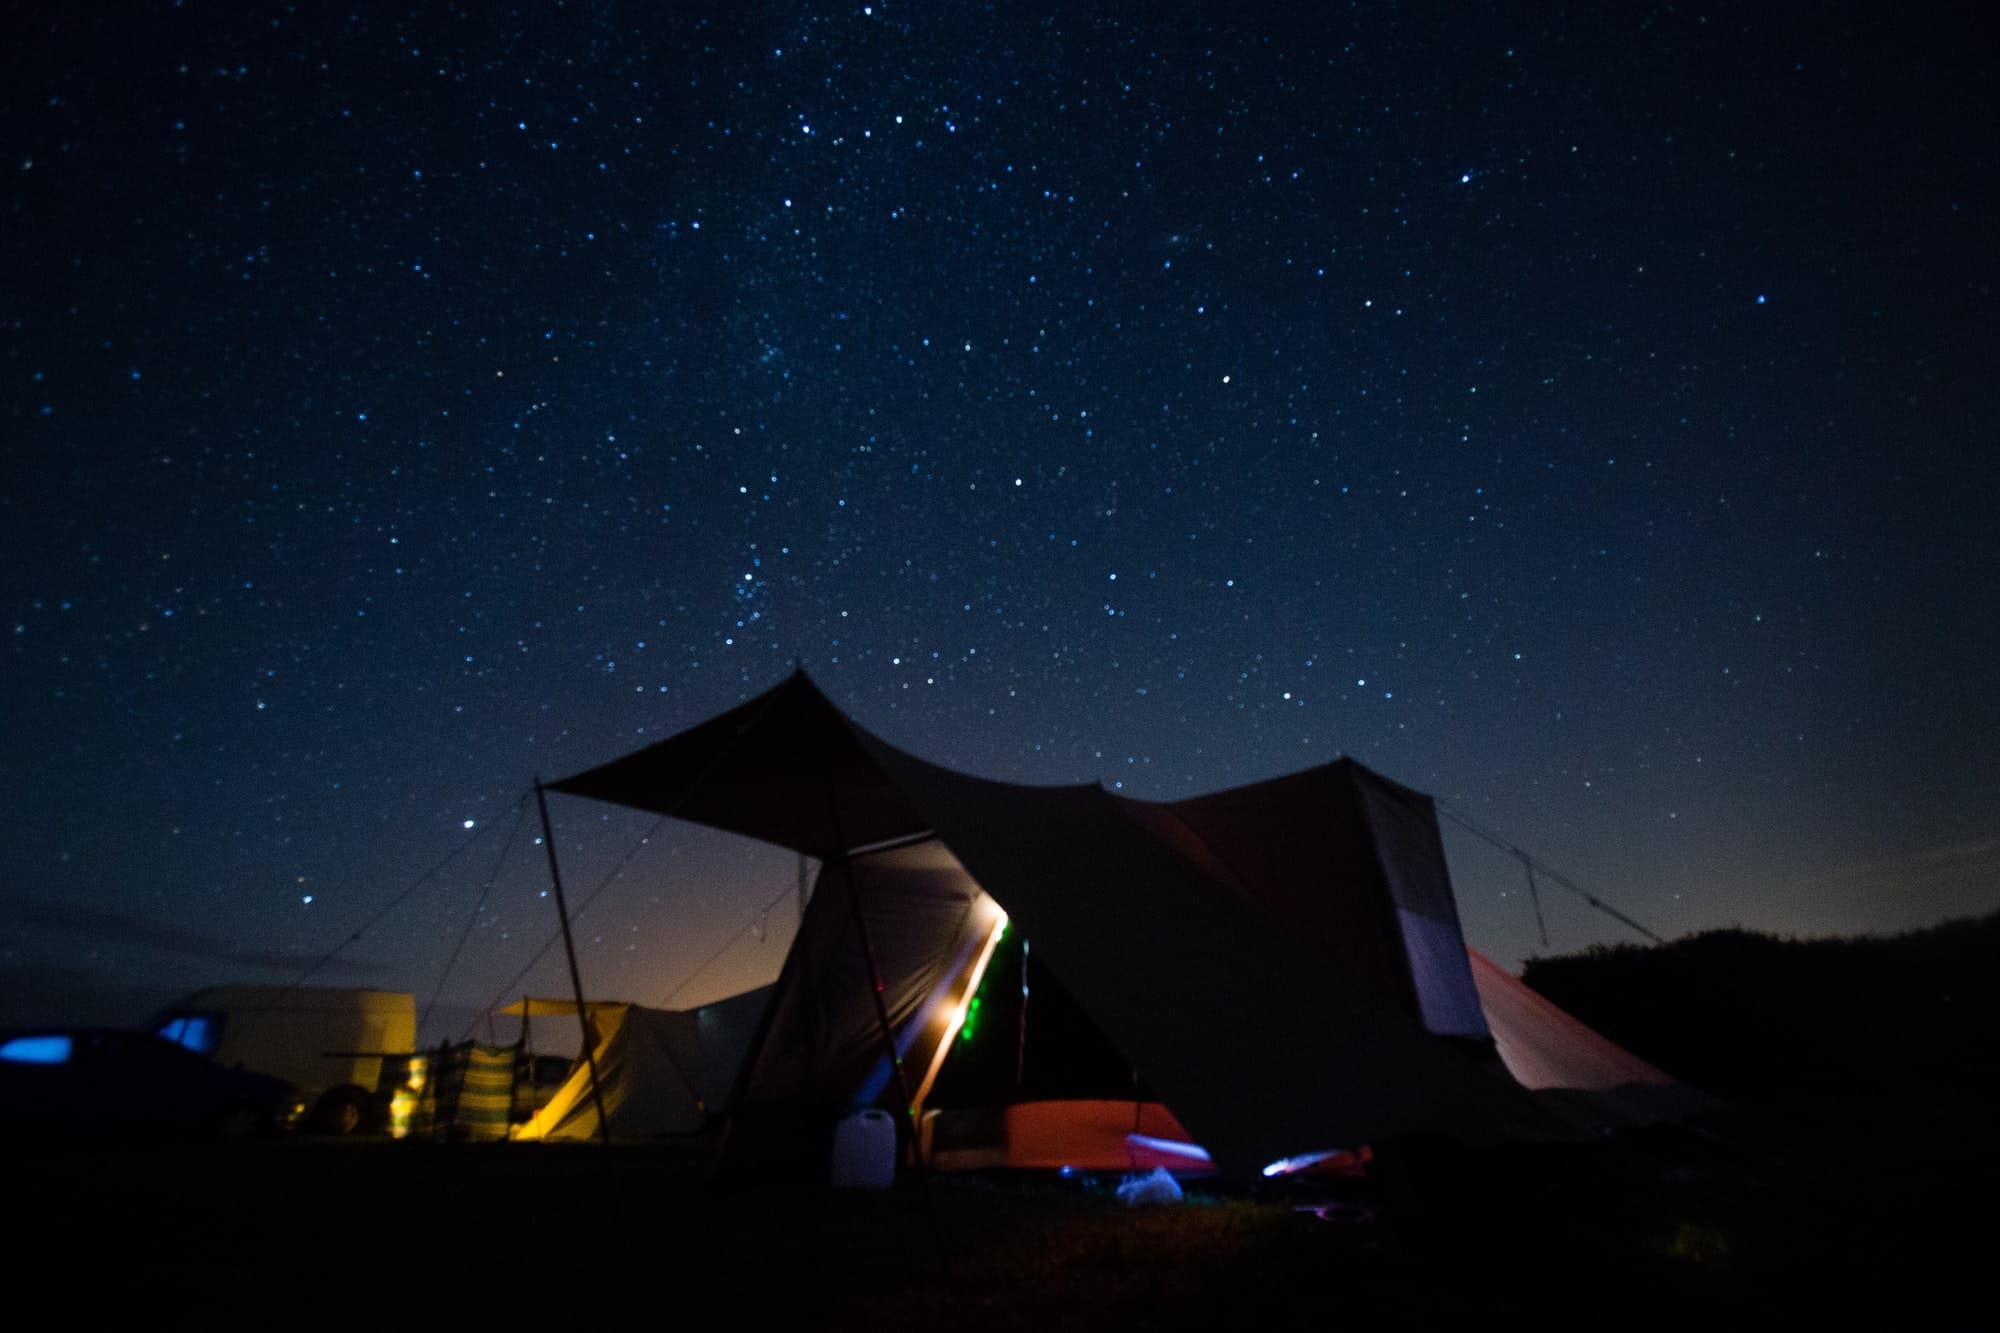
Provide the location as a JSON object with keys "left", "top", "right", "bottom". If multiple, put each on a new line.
{"left": 547, "top": 671, "right": 927, "bottom": 857}
{"left": 547, "top": 671, "right": 1578, "bottom": 1176}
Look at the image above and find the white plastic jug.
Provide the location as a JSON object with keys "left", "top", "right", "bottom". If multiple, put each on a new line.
{"left": 830, "top": 1108, "right": 897, "bottom": 1189}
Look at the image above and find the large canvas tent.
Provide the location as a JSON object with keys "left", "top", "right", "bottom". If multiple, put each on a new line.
{"left": 546, "top": 671, "right": 1695, "bottom": 1177}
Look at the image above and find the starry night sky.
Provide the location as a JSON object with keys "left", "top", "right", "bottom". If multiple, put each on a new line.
{"left": 4, "top": 2, "right": 1994, "bottom": 1036}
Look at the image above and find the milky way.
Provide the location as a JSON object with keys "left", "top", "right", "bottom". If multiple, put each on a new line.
{"left": 4, "top": 3, "right": 1993, "bottom": 1034}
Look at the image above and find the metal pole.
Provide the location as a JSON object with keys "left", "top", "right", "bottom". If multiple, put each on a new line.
{"left": 1437, "top": 803, "right": 1665, "bottom": 944}
{"left": 821, "top": 780, "right": 929, "bottom": 1183}
{"left": 535, "top": 779, "right": 614, "bottom": 1147}
{"left": 1519, "top": 851, "right": 1550, "bottom": 949}
{"left": 1016, "top": 938, "right": 1030, "bottom": 1089}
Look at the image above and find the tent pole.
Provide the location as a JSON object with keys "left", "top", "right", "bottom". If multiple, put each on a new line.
{"left": 517, "top": 998, "right": 533, "bottom": 1133}
{"left": 821, "top": 782, "right": 930, "bottom": 1185}
{"left": 1016, "top": 938, "right": 1030, "bottom": 1089}
{"left": 1518, "top": 851, "right": 1550, "bottom": 949}
{"left": 535, "top": 779, "right": 614, "bottom": 1148}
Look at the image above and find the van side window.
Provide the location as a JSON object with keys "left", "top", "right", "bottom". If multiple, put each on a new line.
{"left": 158, "top": 1013, "right": 225, "bottom": 1055}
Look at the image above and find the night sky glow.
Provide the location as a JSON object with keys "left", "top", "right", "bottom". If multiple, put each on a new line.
{"left": 3, "top": 3, "right": 1994, "bottom": 1035}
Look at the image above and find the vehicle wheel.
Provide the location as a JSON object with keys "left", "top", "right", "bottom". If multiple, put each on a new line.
{"left": 309, "top": 1086, "right": 370, "bottom": 1136}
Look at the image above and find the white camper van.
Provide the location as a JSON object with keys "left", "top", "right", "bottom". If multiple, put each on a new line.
{"left": 153, "top": 986, "right": 417, "bottom": 1134}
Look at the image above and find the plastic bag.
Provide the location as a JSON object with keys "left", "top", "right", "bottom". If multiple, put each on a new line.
{"left": 1116, "top": 1166, "right": 1184, "bottom": 1206}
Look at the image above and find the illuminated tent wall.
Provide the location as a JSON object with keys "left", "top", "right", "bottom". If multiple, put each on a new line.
{"left": 726, "top": 837, "right": 1001, "bottom": 1117}
{"left": 508, "top": 1001, "right": 704, "bottom": 1141}
{"left": 506, "top": 987, "right": 772, "bottom": 1142}
{"left": 1468, "top": 951, "right": 1722, "bottom": 1129}
{"left": 547, "top": 671, "right": 1580, "bottom": 1178}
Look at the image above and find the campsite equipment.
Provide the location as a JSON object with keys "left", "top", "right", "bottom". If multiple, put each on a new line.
{"left": 831, "top": 1108, "right": 897, "bottom": 1188}
{"left": 1116, "top": 1167, "right": 1185, "bottom": 1206}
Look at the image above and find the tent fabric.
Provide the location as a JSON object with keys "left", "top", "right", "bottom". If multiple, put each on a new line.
{"left": 1146, "top": 763, "right": 1489, "bottom": 1037}
{"left": 1353, "top": 773, "right": 1492, "bottom": 1037}
{"left": 692, "top": 984, "right": 776, "bottom": 1114}
{"left": 1468, "top": 950, "right": 1722, "bottom": 1128}
{"left": 512, "top": 1003, "right": 707, "bottom": 1141}
{"left": 547, "top": 670, "right": 1663, "bottom": 1175}
{"left": 427, "top": 1042, "right": 517, "bottom": 1141}
{"left": 924, "top": 1100, "right": 1370, "bottom": 1176}
{"left": 545, "top": 673, "right": 928, "bottom": 857}
{"left": 507, "top": 987, "right": 776, "bottom": 1140}
{"left": 1155, "top": 769, "right": 1418, "bottom": 1023}
{"left": 729, "top": 839, "right": 994, "bottom": 1112}
{"left": 925, "top": 1100, "right": 1205, "bottom": 1172}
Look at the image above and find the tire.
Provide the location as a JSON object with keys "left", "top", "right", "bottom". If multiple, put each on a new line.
{"left": 309, "top": 1086, "right": 370, "bottom": 1136}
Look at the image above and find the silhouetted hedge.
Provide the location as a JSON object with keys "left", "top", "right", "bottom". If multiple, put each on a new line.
{"left": 1520, "top": 911, "right": 2000, "bottom": 1104}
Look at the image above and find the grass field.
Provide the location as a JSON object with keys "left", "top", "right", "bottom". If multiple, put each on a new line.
{"left": 10, "top": 1109, "right": 1987, "bottom": 1330}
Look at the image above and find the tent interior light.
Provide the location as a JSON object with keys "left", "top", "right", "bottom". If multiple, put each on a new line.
{"left": 909, "top": 903, "right": 1010, "bottom": 1112}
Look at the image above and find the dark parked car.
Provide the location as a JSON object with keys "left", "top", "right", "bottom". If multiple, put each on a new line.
{"left": 0, "top": 1028, "right": 297, "bottom": 1139}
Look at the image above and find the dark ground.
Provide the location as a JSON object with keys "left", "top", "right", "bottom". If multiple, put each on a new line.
{"left": 12, "top": 1101, "right": 1991, "bottom": 1331}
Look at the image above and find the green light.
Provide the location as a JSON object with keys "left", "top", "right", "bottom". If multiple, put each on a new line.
{"left": 955, "top": 918, "right": 1011, "bottom": 1046}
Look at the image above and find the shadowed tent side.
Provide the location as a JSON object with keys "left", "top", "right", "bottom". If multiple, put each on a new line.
{"left": 848, "top": 734, "right": 1565, "bottom": 1176}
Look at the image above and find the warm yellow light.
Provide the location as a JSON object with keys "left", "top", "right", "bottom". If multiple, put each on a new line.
{"left": 950, "top": 908, "right": 1009, "bottom": 1033}
{"left": 910, "top": 903, "right": 1009, "bottom": 1114}
{"left": 389, "top": 1087, "right": 417, "bottom": 1140}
